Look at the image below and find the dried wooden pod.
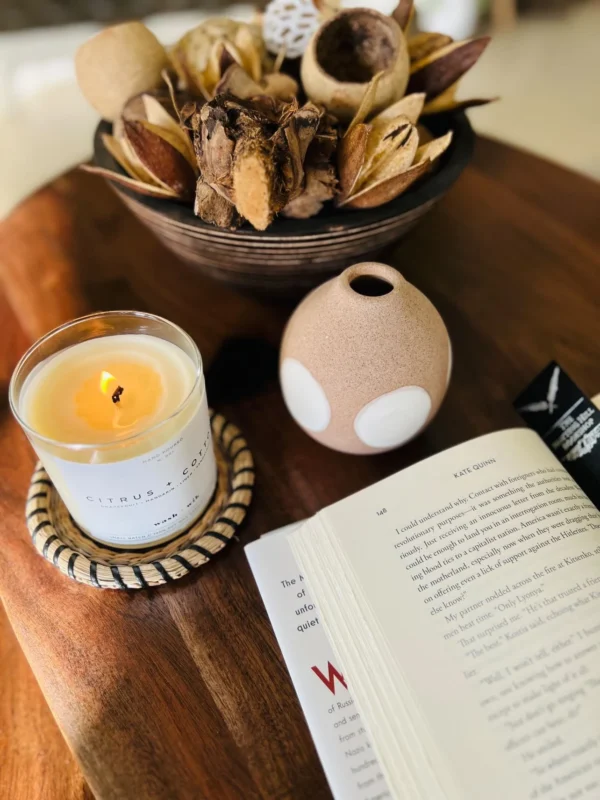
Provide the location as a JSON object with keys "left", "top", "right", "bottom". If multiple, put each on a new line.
{"left": 233, "top": 137, "right": 280, "bottom": 231}
{"left": 407, "top": 37, "right": 490, "bottom": 101}
{"left": 195, "top": 181, "right": 240, "bottom": 228}
{"left": 283, "top": 115, "right": 338, "bottom": 218}
{"left": 337, "top": 123, "right": 371, "bottom": 202}
{"left": 391, "top": 0, "right": 415, "bottom": 32}
{"left": 340, "top": 130, "right": 452, "bottom": 209}
{"left": 338, "top": 78, "right": 424, "bottom": 204}
{"left": 80, "top": 165, "right": 178, "bottom": 198}
{"left": 422, "top": 82, "right": 495, "bottom": 114}
{"left": 123, "top": 120, "right": 196, "bottom": 199}
{"left": 408, "top": 32, "right": 453, "bottom": 63}
{"left": 75, "top": 22, "right": 169, "bottom": 121}
{"left": 301, "top": 9, "right": 410, "bottom": 122}
{"left": 169, "top": 18, "right": 264, "bottom": 99}
{"left": 215, "top": 63, "right": 299, "bottom": 102}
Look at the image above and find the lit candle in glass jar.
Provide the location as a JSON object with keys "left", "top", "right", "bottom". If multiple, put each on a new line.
{"left": 10, "top": 312, "right": 217, "bottom": 548}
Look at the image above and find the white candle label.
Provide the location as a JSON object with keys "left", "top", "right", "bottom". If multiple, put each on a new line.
{"left": 39, "top": 391, "right": 218, "bottom": 547}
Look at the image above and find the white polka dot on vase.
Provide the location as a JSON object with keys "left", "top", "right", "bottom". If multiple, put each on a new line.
{"left": 280, "top": 358, "right": 332, "bottom": 433}
{"left": 353, "top": 386, "right": 432, "bottom": 449}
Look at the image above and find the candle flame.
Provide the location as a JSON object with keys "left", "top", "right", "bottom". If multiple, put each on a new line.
{"left": 99, "top": 370, "right": 116, "bottom": 395}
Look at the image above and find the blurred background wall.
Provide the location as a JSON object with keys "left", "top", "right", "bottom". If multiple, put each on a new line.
{"left": 0, "top": 0, "right": 598, "bottom": 218}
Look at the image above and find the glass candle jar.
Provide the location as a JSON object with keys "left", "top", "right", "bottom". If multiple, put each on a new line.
{"left": 9, "top": 311, "right": 217, "bottom": 549}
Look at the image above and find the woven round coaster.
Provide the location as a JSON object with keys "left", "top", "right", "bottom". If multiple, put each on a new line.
{"left": 24, "top": 411, "right": 254, "bottom": 590}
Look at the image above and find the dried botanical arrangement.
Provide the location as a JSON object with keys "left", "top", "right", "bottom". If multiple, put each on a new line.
{"left": 76, "top": 0, "right": 493, "bottom": 231}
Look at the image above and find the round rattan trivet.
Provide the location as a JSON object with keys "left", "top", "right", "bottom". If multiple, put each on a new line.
{"left": 24, "top": 411, "right": 254, "bottom": 589}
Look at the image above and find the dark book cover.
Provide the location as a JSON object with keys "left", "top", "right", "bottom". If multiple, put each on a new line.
{"left": 514, "top": 362, "right": 600, "bottom": 510}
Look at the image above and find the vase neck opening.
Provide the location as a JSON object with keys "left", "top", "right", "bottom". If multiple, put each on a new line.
{"left": 349, "top": 275, "right": 394, "bottom": 297}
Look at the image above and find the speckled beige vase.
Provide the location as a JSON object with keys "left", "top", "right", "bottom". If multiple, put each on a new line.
{"left": 280, "top": 262, "right": 451, "bottom": 454}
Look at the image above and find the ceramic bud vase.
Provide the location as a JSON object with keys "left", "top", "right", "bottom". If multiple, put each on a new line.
{"left": 280, "top": 262, "right": 451, "bottom": 455}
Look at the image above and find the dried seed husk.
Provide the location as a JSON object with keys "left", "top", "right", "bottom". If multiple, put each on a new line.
{"left": 282, "top": 168, "right": 334, "bottom": 217}
{"left": 101, "top": 133, "right": 143, "bottom": 180}
{"left": 371, "top": 92, "right": 425, "bottom": 125}
{"left": 123, "top": 119, "right": 196, "bottom": 198}
{"left": 346, "top": 71, "right": 384, "bottom": 133}
{"left": 408, "top": 37, "right": 490, "bottom": 101}
{"left": 279, "top": 102, "right": 323, "bottom": 199}
{"left": 104, "top": 129, "right": 174, "bottom": 191}
{"left": 141, "top": 119, "right": 197, "bottom": 172}
{"left": 340, "top": 129, "right": 452, "bottom": 209}
{"left": 415, "top": 130, "right": 453, "bottom": 163}
{"left": 408, "top": 32, "right": 453, "bottom": 63}
{"left": 194, "top": 180, "right": 240, "bottom": 228}
{"left": 359, "top": 115, "right": 416, "bottom": 187}
{"left": 141, "top": 95, "right": 197, "bottom": 167}
{"left": 301, "top": 9, "right": 410, "bottom": 122}
{"left": 359, "top": 121, "right": 419, "bottom": 187}
{"left": 261, "top": 72, "right": 299, "bottom": 101}
{"left": 416, "top": 123, "right": 434, "bottom": 145}
{"left": 75, "top": 22, "right": 169, "bottom": 121}
{"left": 119, "top": 132, "right": 167, "bottom": 187}
{"left": 337, "top": 123, "right": 371, "bottom": 201}
{"left": 340, "top": 159, "right": 431, "bottom": 209}
{"left": 422, "top": 82, "right": 496, "bottom": 114}
{"left": 283, "top": 116, "right": 338, "bottom": 218}
{"left": 81, "top": 164, "right": 179, "bottom": 198}
{"left": 169, "top": 18, "right": 264, "bottom": 99}
{"left": 213, "top": 62, "right": 299, "bottom": 102}
{"left": 162, "top": 69, "right": 194, "bottom": 124}
{"left": 233, "top": 137, "right": 279, "bottom": 230}
{"left": 234, "top": 24, "right": 262, "bottom": 82}
{"left": 195, "top": 104, "right": 236, "bottom": 201}
{"left": 391, "top": 0, "right": 415, "bottom": 32}
{"left": 215, "top": 63, "right": 263, "bottom": 98}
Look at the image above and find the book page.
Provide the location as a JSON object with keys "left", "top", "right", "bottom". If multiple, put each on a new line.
{"left": 245, "top": 526, "right": 391, "bottom": 800}
{"left": 314, "top": 429, "right": 600, "bottom": 800}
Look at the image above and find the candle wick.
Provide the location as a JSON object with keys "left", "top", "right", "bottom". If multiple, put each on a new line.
{"left": 111, "top": 386, "right": 124, "bottom": 404}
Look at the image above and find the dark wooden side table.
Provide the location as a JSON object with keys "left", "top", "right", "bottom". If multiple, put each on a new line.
{"left": 1, "top": 137, "right": 599, "bottom": 800}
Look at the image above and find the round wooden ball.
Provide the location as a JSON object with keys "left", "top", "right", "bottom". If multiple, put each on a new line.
{"left": 280, "top": 262, "right": 451, "bottom": 454}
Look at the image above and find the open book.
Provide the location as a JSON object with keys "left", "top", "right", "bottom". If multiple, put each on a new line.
{"left": 248, "top": 428, "right": 600, "bottom": 800}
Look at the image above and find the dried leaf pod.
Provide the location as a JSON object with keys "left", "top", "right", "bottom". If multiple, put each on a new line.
{"left": 421, "top": 82, "right": 496, "bottom": 115}
{"left": 301, "top": 9, "right": 410, "bottom": 122}
{"left": 276, "top": 102, "right": 323, "bottom": 200}
{"left": 215, "top": 63, "right": 299, "bottom": 102}
{"left": 169, "top": 18, "right": 264, "bottom": 99}
{"left": 122, "top": 120, "right": 197, "bottom": 198}
{"left": 90, "top": 87, "right": 198, "bottom": 201}
{"left": 337, "top": 123, "right": 371, "bottom": 201}
{"left": 338, "top": 77, "right": 427, "bottom": 205}
{"left": 357, "top": 117, "right": 419, "bottom": 189}
{"left": 391, "top": 0, "right": 415, "bottom": 32}
{"left": 81, "top": 165, "right": 179, "bottom": 198}
{"left": 407, "top": 37, "right": 490, "bottom": 101}
{"left": 283, "top": 115, "right": 338, "bottom": 218}
{"left": 75, "top": 22, "right": 169, "bottom": 122}
{"left": 340, "top": 130, "right": 453, "bottom": 209}
{"left": 194, "top": 102, "right": 236, "bottom": 202}
{"left": 407, "top": 32, "right": 453, "bottom": 63}
{"left": 195, "top": 181, "right": 240, "bottom": 228}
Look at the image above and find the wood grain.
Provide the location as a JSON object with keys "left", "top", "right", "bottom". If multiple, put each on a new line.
{"left": 0, "top": 136, "right": 599, "bottom": 799}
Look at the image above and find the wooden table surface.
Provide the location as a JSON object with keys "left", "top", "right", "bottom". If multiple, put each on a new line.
{"left": 1, "top": 136, "right": 599, "bottom": 800}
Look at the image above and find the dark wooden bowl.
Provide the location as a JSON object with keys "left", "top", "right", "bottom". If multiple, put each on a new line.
{"left": 93, "top": 112, "right": 474, "bottom": 296}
